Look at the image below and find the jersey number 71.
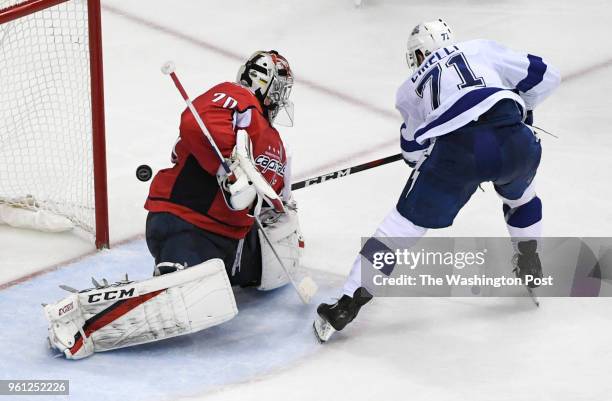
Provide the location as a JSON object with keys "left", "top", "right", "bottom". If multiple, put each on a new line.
{"left": 415, "top": 52, "right": 486, "bottom": 110}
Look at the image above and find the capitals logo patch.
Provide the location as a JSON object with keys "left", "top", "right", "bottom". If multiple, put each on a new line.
{"left": 255, "top": 155, "right": 285, "bottom": 176}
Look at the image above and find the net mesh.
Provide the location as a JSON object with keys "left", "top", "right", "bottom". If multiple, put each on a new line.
{"left": 0, "top": 0, "right": 95, "bottom": 235}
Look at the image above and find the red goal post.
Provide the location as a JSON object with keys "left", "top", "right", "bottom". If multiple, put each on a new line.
{"left": 0, "top": 0, "right": 109, "bottom": 249}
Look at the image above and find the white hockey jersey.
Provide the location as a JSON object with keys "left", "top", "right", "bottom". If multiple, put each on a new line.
{"left": 396, "top": 39, "right": 561, "bottom": 159}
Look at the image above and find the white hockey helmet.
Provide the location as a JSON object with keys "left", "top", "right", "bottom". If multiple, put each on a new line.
{"left": 406, "top": 19, "right": 455, "bottom": 70}
{"left": 236, "top": 50, "right": 294, "bottom": 126}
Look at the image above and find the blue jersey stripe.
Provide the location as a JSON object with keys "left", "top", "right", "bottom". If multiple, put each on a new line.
{"left": 400, "top": 122, "right": 428, "bottom": 152}
{"left": 503, "top": 196, "right": 542, "bottom": 228}
{"left": 401, "top": 135, "right": 429, "bottom": 152}
{"left": 516, "top": 54, "right": 547, "bottom": 93}
{"left": 414, "top": 87, "right": 504, "bottom": 140}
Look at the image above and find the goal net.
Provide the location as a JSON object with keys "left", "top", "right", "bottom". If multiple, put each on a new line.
{"left": 0, "top": 0, "right": 108, "bottom": 248}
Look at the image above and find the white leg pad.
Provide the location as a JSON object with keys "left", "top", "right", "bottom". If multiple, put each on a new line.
{"left": 44, "top": 258, "right": 237, "bottom": 359}
{"left": 257, "top": 208, "right": 303, "bottom": 291}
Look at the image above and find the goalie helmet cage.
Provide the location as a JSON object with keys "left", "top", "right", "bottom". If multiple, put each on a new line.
{"left": 0, "top": 0, "right": 109, "bottom": 249}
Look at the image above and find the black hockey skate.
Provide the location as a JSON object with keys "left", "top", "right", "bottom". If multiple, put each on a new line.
{"left": 512, "top": 240, "right": 542, "bottom": 306}
{"left": 313, "top": 287, "right": 373, "bottom": 343}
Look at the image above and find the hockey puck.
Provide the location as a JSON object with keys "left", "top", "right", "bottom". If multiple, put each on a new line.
{"left": 136, "top": 164, "right": 153, "bottom": 182}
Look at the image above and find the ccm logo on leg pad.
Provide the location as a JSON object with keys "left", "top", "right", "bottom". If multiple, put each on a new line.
{"left": 86, "top": 288, "right": 136, "bottom": 304}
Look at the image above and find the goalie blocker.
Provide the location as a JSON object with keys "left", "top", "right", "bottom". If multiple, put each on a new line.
{"left": 45, "top": 207, "right": 303, "bottom": 359}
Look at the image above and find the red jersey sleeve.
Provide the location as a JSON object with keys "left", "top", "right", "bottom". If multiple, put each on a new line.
{"left": 178, "top": 82, "right": 263, "bottom": 175}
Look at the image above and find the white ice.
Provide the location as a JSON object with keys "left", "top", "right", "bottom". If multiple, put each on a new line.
{"left": 0, "top": 240, "right": 344, "bottom": 400}
{"left": 1, "top": 0, "right": 611, "bottom": 400}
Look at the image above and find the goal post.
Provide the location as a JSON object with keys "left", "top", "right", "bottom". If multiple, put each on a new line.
{"left": 0, "top": 0, "right": 109, "bottom": 249}
{"left": 87, "top": 0, "right": 109, "bottom": 250}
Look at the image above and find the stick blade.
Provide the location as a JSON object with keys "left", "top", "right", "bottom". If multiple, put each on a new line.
{"left": 297, "top": 276, "right": 318, "bottom": 304}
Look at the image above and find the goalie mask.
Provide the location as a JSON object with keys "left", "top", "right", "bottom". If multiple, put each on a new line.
{"left": 237, "top": 50, "right": 295, "bottom": 126}
{"left": 406, "top": 19, "right": 455, "bottom": 71}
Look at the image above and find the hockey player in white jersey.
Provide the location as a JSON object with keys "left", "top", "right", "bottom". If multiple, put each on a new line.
{"left": 314, "top": 19, "right": 561, "bottom": 342}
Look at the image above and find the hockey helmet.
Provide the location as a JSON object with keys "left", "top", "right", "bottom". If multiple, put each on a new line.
{"left": 406, "top": 19, "right": 455, "bottom": 70}
{"left": 237, "top": 50, "right": 294, "bottom": 126}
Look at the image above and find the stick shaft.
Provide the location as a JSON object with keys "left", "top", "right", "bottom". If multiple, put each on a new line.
{"left": 291, "top": 153, "right": 403, "bottom": 191}
{"left": 169, "top": 72, "right": 189, "bottom": 101}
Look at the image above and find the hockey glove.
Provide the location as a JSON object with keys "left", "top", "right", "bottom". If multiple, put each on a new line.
{"left": 218, "top": 162, "right": 258, "bottom": 210}
{"left": 233, "top": 131, "right": 285, "bottom": 213}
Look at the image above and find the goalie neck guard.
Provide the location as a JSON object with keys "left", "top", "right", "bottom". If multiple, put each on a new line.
{"left": 237, "top": 50, "right": 294, "bottom": 126}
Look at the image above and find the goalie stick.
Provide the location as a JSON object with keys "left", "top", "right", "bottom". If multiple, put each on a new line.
{"left": 161, "top": 61, "right": 317, "bottom": 304}
{"left": 291, "top": 153, "right": 403, "bottom": 191}
{"left": 161, "top": 62, "right": 232, "bottom": 175}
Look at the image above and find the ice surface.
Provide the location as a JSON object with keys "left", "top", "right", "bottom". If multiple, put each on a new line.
{"left": 0, "top": 240, "right": 341, "bottom": 401}
{"left": 1, "top": 0, "right": 612, "bottom": 400}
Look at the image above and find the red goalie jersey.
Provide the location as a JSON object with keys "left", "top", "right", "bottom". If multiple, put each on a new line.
{"left": 145, "top": 82, "right": 288, "bottom": 239}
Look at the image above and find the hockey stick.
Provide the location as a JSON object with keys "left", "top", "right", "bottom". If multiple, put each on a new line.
{"left": 161, "top": 62, "right": 232, "bottom": 175}
{"left": 529, "top": 124, "right": 559, "bottom": 139}
{"left": 291, "top": 121, "right": 559, "bottom": 192}
{"left": 291, "top": 153, "right": 404, "bottom": 191}
{"left": 161, "top": 61, "right": 317, "bottom": 304}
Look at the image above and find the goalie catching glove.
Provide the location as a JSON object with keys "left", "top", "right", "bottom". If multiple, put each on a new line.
{"left": 218, "top": 131, "right": 285, "bottom": 213}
